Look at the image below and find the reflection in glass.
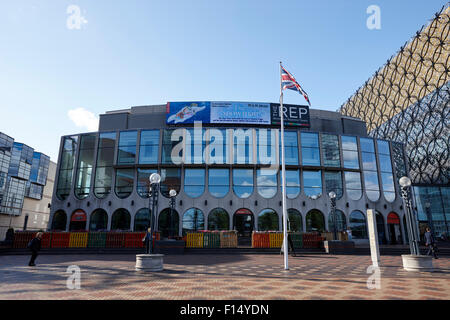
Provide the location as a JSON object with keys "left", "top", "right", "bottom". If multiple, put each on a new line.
{"left": 321, "top": 134, "right": 340, "bottom": 167}
{"left": 111, "top": 208, "right": 131, "bottom": 231}
{"left": 306, "top": 209, "right": 325, "bottom": 232}
{"left": 185, "top": 128, "right": 206, "bottom": 164}
{"left": 139, "top": 130, "right": 160, "bottom": 164}
{"left": 342, "top": 136, "right": 359, "bottom": 169}
{"left": 208, "top": 169, "right": 229, "bottom": 198}
{"left": 117, "top": 131, "right": 137, "bottom": 164}
{"left": 285, "top": 170, "right": 300, "bottom": 199}
{"left": 56, "top": 136, "right": 78, "bottom": 200}
{"left": 324, "top": 171, "right": 343, "bottom": 200}
{"left": 233, "top": 169, "right": 253, "bottom": 198}
{"left": 115, "top": 169, "right": 134, "bottom": 198}
{"left": 377, "top": 140, "right": 395, "bottom": 202}
{"left": 158, "top": 208, "right": 179, "bottom": 238}
{"left": 350, "top": 210, "right": 368, "bottom": 239}
{"left": 134, "top": 208, "right": 150, "bottom": 231}
{"left": 160, "top": 168, "right": 181, "bottom": 198}
{"left": 89, "top": 208, "right": 108, "bottom": 231}
{"left": 94, "top": 132, "right": 116, "bottom": 199}
{"left": 162, "top": 129, "right": 183, "bottom": 164}
{"left": 257, "top": 169, "right": 277, "bottom": 199}
{"left": 184, "top": 168, "right": 205, "bottom": 198}
{"left": 288, "top": 208, "right": 303, "bottom": 232}
{"left": 137, "top": 168, "right": 157, "bottom": 198}
{"left": 303, "top": 170, "right": 322, "bottom": 198}
{"left": 182, "top": 208, "right": 204, "bottom": 235}
{"left": 345, "top": 171, "right": 362, "bottom": 200}
{"left": 279, "top": 131, "right": 299, "bottom": 165}
{"left": 301, "top": 132, "right": 320, "bottom": 166}
{"left": 233, "top": 129, "right": 253, "bottom": 164}
{"left": 328, "top": 209, "right": 347, "bottom": 232}
{"left": 208, "top": 208, "right": 230, "bottom": 230}
{"left": 258, "top": 208, "right": 279, "bottom": 231}
{"left": 75, "top": 134, "right": 96, "bottom": 199}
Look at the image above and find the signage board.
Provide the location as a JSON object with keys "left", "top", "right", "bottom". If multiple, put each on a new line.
{"left": 210, "top": 101, "right": 271, "bottom": 125}
{"left": 166, "top": 101, "right": 210, "bottom": 124}
{"left": 270, "top": 103, "right": 310, "bottom": 127}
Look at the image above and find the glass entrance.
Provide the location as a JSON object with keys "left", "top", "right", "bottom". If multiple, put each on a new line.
{"left": 233, "top": 209, "right": 254, "bottom": 246}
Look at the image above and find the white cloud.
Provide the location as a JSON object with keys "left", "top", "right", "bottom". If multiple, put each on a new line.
{"left": 68, "top": 107, "right": 98, "bottom": 132}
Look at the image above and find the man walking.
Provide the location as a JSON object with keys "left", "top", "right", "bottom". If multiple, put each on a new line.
{"left": 424, "top": 227, "right": 438, "bottom": 259}
{"left": 27, "top": 232, "right": 43, "bottom": 266}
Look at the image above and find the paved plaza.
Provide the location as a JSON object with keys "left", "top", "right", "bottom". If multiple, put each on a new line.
{"left": 0, "top": 253, "right": 449, "bottom": 300}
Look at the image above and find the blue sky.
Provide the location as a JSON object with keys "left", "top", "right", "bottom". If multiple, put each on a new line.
{"left": 0, "top": 0, "right": 446, "bottom": 161}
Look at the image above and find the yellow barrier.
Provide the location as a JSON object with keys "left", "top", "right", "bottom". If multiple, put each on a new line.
{"left": 186, "top": 233, "right": 203, "bottom": 248}
{"left": 269, "top": 232, "right": 283, "bottom": 248}
{"left": 69, "top": 232, "right": 88, "bottom": 248}
{"left": 220, "top": 231, "right": 238, "bottom": 248}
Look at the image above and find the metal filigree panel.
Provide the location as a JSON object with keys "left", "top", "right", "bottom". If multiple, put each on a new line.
{"left": 339, "top": 4, "right": 450, "bottom": 185}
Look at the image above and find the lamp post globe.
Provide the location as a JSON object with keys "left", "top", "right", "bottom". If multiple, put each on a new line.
{"left": 169, "top": 189, "right": 177, "bottom": 198}
{"left": 149, "top": 173, "right": 161, "bottom": 185}
{"left": 399, "top": 176, "right": 412, "bottom": 188}
{"left": 329, "top": 191, "right": 336, "bottom": 199}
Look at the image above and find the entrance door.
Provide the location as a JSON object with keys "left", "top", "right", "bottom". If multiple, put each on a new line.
{"left": 234, "top": 209, "right": 254, "bottom": 246}
{"left": 387, "top": 212, "right": 402, "bottom": 245}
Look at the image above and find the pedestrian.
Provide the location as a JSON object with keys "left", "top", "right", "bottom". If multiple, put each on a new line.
{"left": 27, "top": 232, "right": 43, "bottom": 266}
{"left": 424, "top": 227, "right": 438, "bottom": 259}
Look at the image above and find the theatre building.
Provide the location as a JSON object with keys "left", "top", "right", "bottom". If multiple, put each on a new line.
{"left": 49, "top": 101, "right": 412, "bottom": 245}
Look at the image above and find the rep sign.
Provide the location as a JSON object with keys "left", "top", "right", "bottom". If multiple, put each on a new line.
{"left": 270, "top": 103, "right": 310, "bottom": 127}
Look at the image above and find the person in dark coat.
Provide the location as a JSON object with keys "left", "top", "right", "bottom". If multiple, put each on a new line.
{"left": 424, "top": 227, "right": 438, "bottom": 259}
{"left": 28, "top": 232, "right": 43, "bottom": 266}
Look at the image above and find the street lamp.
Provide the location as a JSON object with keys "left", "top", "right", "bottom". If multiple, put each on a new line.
{"left": 329, "top": 191, "right": 337, "bottom": 240}
{"left": 399, "top": 176, "right": 420, "bottom": 256}
{"left": 169, "top": 189, "right": 177, "bottom": 239}
{"left": 147, "top": 173, "right": 161, "bottom": 254}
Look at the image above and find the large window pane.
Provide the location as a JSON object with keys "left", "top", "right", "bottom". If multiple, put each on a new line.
{"left": 257, "top": 129, "right": 277, "bottom": 165}
{"left": 321, "top": 134, "right": 340, "bottom": 167}
{"left": 206, "top": 129, "right": 228, "bottom": 165}
{"left": 377, "top": 139, "right": 395, "bottom": 203}
{"left": 350, "top": 211, "right": 368, "bottom": 239}
{"left": 285, "top": 170, "right": 300, "bottom": 199}
{"left": 345, "top": 171, "right": 362, "bottom": 200}
{"left": 94, "top": 132, "right": 116, "bottom": 199}
{"left": 288, "top": 208, "right": 302, "bottom": 232}
{"left": 328, "top": 209, "right": 347, "bottom": 232}
{"left": 233, "top": 129, "right": 253, "bottom": 164}
{"left": 134, "top": 208, "right": 150, "bottom": 231}
{"left": 115, "top": 168, "right": 134, "bottom": 199}
{"left": 159, "top": 208, "right": 179, "bottom": 238}
{"left": 258, "top": 209, "right": 279, "bottom": 231}
{"left": 89, "top": 208, "right": 108, "bottom": 231}
{"left": 162, "top": 129, "right": 183, "bottom": 164}
{"left": 257, "top": 169, "right": 277, "bottom": 199}
{"left": 208, "top": 208, "right": 230, "bottom": 230}
{"left": 117, "top": 131, "right": 137, "bottom": 164}
{"left": 324, "top": 171, "right": 343, "bottom": 200}
{"left": 208, "top": 169, "right": 229, "bottom": 198}
{"left": 182, "top": 208, "right": 204, "bottom": 235}
{"left": 233, "top": 169, "right": 253, "bottom": 198}
{"left": 301, "top": 132, "right": 320, "bottom": 166}
{"left": 185, "top": 128, "right": 206, "bottom": 164}
{"left": 75, "top": 134, "right": 96, "bottom": 199}
{"left": 306, "top": 209, "right": 325, "bottom": 232}
{"left": 139, "top": 130, "right": 160, "bottom": 164}
{"left": 184, "top": 168, "right": 205, "bottom": 198}
{"left": 137, "top": 168, "right": 157, "bottom": 198}
{"left": 303, "top": 170, "right": 322, "bottom": 198}
{"left": 56, "top": 136, "right": 78, "bottom": 200}
{"left": 342, "top": 136, "right": 359, "bottom": 169}
{"left": 160, "top": 168, "right": 181, "bottom": 198}
{"left": 111, "top": 208, "right": 131, "bottom": 231}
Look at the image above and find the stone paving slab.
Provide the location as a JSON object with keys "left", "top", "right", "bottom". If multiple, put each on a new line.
{"left": 0, "top": 254, "right": 449, "bottom": 300}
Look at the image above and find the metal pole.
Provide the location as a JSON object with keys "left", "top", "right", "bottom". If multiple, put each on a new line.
{"left": 280, "top": 62, "right": 288, "bottom": 270}
{"left": 401, "top": 187, "right": 419, "bottom": 255}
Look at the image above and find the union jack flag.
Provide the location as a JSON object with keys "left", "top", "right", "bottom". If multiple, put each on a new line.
{"left": 281, "top": 64, "right": 311, "bottom": 106}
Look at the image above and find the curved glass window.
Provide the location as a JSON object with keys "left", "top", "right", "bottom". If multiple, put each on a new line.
{"left": 257, "top": 129, "right": 277, "bottom": 165}
{"left": 258, "top": 208, "right": 279, "bottom": 231}
{"left": 208, "top": 169, "right": 229, "bottom": 198}
{"left": 56, "top": 136, "right": 78, "bottom": 200}
{"left": 139, "top": 130, "right": 160, "bottom": 164}
{"left": 288, "top": 208, "right": 302, "bottom": 232}
{"left": 233, "top": 169, "right": 253, "bottom": 198}
{"left": 134, "top": 208, "right": 151, "bottom": 232}
{"left": 182, "top": 208, "right": 205, "bottom": 235}
{"left": 89, "top": 208, "right": 108, "bottom": 231}
{"left": 233, "top": 129, "right": 253, "bottom": 164}
{"left": 282, "top": 131, "right": 299, "bottom": 165}
{"left": 186, "top": 128, "right": 206, "bottom": 164}
{"left": 159, "top": 208, "right": 179, "bottom": 238}
{"left": 301, "top": 132, "right": 320, "bottom": 166}
{"left": 75, "top": 134, "right": 96, "bottom": 199}
{"left": 184, "top": 168, "right": 205, "bottom": 198}
{"left": 137, "top": 168, "right": 157, "bottom": 198}
{"left": 115, "top": 169, "right": 134, "bottom": 199}
{"left": 51, "top": 210, "right": 67, "bottom": 231}
{"left": 117, "top": 131, "right": 137, "bottom": 164}
{"left": 321, "top": 134, "right": 340, "bottom": 167}
{"left": 376, "top": 212, "right": 387, "bottom": 245}
{"left": 285, "top": 170, "right": 300, "bottom": 199}
{"left": 363, "top": 171, "right": 380, "bottom": 201}
{"left": 162, "top": 129, "right": 183, "bottom": 164}
{"left": 257, "top": 169, "right": 277, "bottom": 199}
{"left": 349, "top": 210, "right": 368, "bottom": 239}
{"left": 111, "top": 208, "right": 131, "bottom": 231}
{"left": 303, "top": 170, "right": 322, "bottom": 199}
{"left": 94, "top": 132, "right": 116, "bottom": 199}
{"left": 207, "top": 208, "right": 230, "bottom": 230}
{"left": 342, "top": 136, "right": 359, "bottom": 169}
{"left": 306, "top": 209, "right": 325, "bottom": 232}
{"left": 160, "top": 168, "right": 181, "bottom": 198}
{"left": 345, "top": 171, "right": 362, "bottom": 200}
{"left": 377, "top": 140, "right": 395, "bottom": 202}
{"left": 328, "top": 209, "right": 347, "bottom": 232}
{"left": 324, "top": 171, "right": 343, "bottom": 199}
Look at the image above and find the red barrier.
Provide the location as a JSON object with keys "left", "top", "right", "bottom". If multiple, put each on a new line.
{"left": 13, "top": 232, "right": 35, "bottom": 248}
{"left": 125, "top": 232, "right": 146, "bottom": 248}
{"left": 41, "top": 232, "right": 52, "bottom": 248}
{"left": 106, "top": 232, "right": 125, "bottom": 248}
{"left": 51, "top": 232, "right": 70, "bottom": 248}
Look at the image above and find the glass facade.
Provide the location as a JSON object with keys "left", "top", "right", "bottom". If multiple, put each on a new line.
{"left": 342, "top": 136, "right": 359, "bottom": 169}
{"left": 233, "top": 169, "right": 253, "bottom": 198}
{"left": 257, "top": 169, "right": 277, "bottom": 199}
{"left": 306, "top": 209, "right": 325, "bottom": 232}
{"left": 94, "top": 132, "right": 116, "bottom": 199}
{"left": 321, "top": 134, "right": 340, "bottom": 167}
{"left": 117, "top": 131, "right": 137, "bottom": 164}
{"left": 75, "top": 134, "right": 96, "bottom": 199}
{"left": 303, "top": 170, "right": 322, "bottom": 198}
{"left": 139, "top": 130, "right": 159, "bottom": 164}
{"left": 115, "top": 169, "right": 134, "bottom": 199}
{"left": 377, "top": 140, "right": 396, "bottom": 202}
{"left": 184, "top": 168, "right": 205, "bottom": 198}
{"left": 301, "top": 132, "right": 320, "bottom": 166}
{"left": 56, "top": 136, "right": 78, "bottom": 200}
{"left": 160, "top": 168, "right": 181, "bottom": 198}
{"left": 182, "top": 208, "right": 204, "bottom": 235}
{"left": 349, "top": 210, "right": 368, "bottom": 239}
{"left": 361, "top": 138, "right": 380, "bottom": 201}
{"left": 258, "top": 208, "right": 279, "bottom": 231}
{"left": 328, "top": 209, "right": 347, "bottom": 232}
{"left": 208, "top": 208, "right": 229, "bottom": 230}
{"left": 288, "top": 208, "right": 302, "bottom": 232}
{"left": 137, "top": 168, "right": 157, "bottom": 198}
{"left": 345, "top": 171, "right": 362, "bottom": 200}
{"left": 208, "top": 168, "right": 229, "bottom": 198}
{"left": 324, "top": 171, "right": 343, "bottom": 200}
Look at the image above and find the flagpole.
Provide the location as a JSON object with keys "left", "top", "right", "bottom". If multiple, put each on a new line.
{"left": 280, "top": 61, "right": 288, "bottom": 270}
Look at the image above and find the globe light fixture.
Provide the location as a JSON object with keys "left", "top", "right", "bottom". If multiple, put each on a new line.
{"left": 329, "top": 191, "right": 336, "bottom": 199}
{"left": 399, "top": 176, "right": 412, "bottom": 188}
{"left": 149, "top": 173, "right": 161, "bottom": 185}
{"left": 169, "top": 189, "right": 177, "bottom": 197}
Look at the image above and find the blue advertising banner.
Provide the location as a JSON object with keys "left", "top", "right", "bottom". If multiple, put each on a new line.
{"left": 166, "top": 101, "right": 210, "bottom": 124}
{"left": 210, "top": 101, "right": 271, "bottom": 124}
